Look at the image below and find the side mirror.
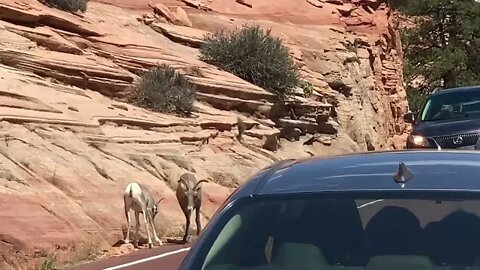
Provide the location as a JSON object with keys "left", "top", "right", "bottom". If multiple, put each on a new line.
{"left": 403, "top": 111, "right": 415, "bottom": 123}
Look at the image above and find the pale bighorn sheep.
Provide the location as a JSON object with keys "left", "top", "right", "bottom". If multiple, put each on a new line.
{"left": 123, "top": 182, "right": 164, "bottom": 248}
{"left": 176, "top": 172, "right": 208, "bottom": 243}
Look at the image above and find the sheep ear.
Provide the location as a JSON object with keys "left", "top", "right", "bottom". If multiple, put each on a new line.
{"left": 178, "top": 178, "right": 188, "bottom": 190}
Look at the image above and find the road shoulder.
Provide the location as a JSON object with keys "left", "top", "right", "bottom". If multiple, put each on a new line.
{"left": 74, "top": 243, "right": 192, "bottom": 270}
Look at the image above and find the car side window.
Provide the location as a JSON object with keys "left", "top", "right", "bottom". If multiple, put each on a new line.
{"left": 202, "top": 214, "right": 243, "bottom": 268}
{"left": 200, "top": 197, "right": 368, "bottom": 270}
{"left": 201, "top": 202, "right": 283, "bottom": 270}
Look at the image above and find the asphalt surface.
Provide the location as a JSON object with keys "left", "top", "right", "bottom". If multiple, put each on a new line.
{"left": 75, "top": 242, "right": 192, "bottom": 270}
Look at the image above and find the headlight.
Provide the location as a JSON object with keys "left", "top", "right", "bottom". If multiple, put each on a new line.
{"left": 408, "top": 135, "right": 429, "bottom": 147}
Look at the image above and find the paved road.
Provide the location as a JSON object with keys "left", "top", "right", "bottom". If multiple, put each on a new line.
{"left": 75, "top": 243, "right": 192, "bottom": 270}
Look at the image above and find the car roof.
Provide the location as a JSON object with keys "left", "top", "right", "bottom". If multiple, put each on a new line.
{"left": 431, "top": 85, "right": 480, "bottom": 96}
{"left": 241, "top": 150, "right": 480, "bottom": 196}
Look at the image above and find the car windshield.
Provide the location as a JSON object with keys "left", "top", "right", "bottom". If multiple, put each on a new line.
{"left": 199, "top": 192, "right": 480, "bottom": 270}
{"left": 420, "top": 90, "right": 480, "bottom": 121}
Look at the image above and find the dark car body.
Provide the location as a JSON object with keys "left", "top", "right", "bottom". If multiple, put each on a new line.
{"left": 405, "top": 86, "right": 480, "bottom": 150}
{"left": 178, "top": 150, "right": 480, "bottom": 270}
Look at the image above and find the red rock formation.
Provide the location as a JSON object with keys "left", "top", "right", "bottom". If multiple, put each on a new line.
{"left": 0, "top": 0, "right": 409, "bottom": 267}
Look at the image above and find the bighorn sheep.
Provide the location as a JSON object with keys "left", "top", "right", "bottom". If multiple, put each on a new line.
{"left": 236, "top": 116, "right": 246, "bottom": 141}
{"left": 123, "top": 182, "right": 164, "bottom": 248}
{"left": 176, "top": 173, "right": 208, "bottom": 243}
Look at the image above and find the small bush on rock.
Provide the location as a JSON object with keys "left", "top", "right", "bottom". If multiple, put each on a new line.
{"left": 134, "top": 64, "right": 196, "bottom": 116}
{"left": 299, "top": 80, "right": 314, "bottom": 98}
{"left": 40, "top": 258, "right": 56, "bottom": 270}
{"left": 200, "top": 25, "right": 300, "bottom": 101}
{"left": 40, "top": 0, "right": 88, "bottom": 13}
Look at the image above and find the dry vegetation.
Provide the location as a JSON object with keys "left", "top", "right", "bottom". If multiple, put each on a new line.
{"left": 34, "top": 234, "right": 107, "bottom": 270}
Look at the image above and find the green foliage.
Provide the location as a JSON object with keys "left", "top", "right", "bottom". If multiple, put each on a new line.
{"left": 389, "top": 0, "right": 410, "bottom": 10}
{"left": 40, "top": 0, "right": 88, "bottom": 13}
{"left": 133, "top": 64, "right": 196, "bottom": 116}
{"left": 299, "top": 80, "right": 314, "bottom": 98}
{"left": 406, "top": 87, "right": 428, "bottom": 114}
{"left": 40, "top": 259, "right": 56, "bottom": 270}
{"left": 199, "top": 25, "right": 300, "bottom": 101}
{"left": 396, "top": 0, "right": 480, "bottom": 93}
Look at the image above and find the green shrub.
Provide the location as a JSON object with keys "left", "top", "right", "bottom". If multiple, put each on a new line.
{"left": 200, "top": 25, "right": 300, "bottom": 101}
{"left": 406, "top": 87, "right": 427, "bottom": 114}
{"left": 39, "top": 0, "right": 88, "bottom": 13}
{"left": 299, "top": 80, "right": 314, "bottom": 98}
{"left": 133, "top": 64, "right": 196, "bottom": 116}
{"left": 40, "top": 259, "right": 56, "bottom": 270}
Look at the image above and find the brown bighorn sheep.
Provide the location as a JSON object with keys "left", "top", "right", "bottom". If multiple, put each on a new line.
{"left": 176, "top": 173, "right": 208, "bottom": 243}
{"left": 236, "top": 116, "right": 246, "bottom": 141}
{"left": 123, "top": 182, "right": 164, "bottom": 248}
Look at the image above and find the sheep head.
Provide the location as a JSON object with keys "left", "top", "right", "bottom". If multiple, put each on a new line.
{"left": 178, "top": 175, "right": 208, "bottom": 212}
{"left": 152, "top": 197, "right": 164, "bottom": 219}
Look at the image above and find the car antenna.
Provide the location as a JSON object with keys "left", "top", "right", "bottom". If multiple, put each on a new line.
{"left": 393, "top": 162, "right": 413, "bottom": 188}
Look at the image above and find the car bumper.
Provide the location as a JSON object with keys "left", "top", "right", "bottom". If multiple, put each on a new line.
{"left": 456, "top": 145, "right": 477, "bottom": 150}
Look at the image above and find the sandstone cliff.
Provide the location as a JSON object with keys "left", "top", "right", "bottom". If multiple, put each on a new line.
{"left": 0, "top": 0, "right": 409, "bottom": 267}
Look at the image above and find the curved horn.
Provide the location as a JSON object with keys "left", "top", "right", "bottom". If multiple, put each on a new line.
{"left": 156, "top": 196, "right": 165, "bottom": 205}
{"left": 194, "top": 179, "right": 209, "bottom": 189}
{"left": 177, "top": 178, "right": 189, "bottom": 190}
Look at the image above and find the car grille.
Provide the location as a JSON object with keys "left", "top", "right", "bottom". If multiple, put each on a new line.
{"left": 432, "top": 133, "right": 480, "bottom": 148}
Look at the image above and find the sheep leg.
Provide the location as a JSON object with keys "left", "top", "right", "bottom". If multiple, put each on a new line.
{"left": 134, "top": 211, "right": 140, "bottom": 248}
{"left": 124, "top": 203, "right": 131, "bottom": 244}
{"left": 183, "top": 210, "right": 192, "bottom": 243}
{"left": 143, "top": 209, "right": 153, "bottom": 249}
{"left": 195, "top": 207, "right": 202, "bottom": 236}
{"left": 149, "top": 213, "right": 162, "bottom": 246}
